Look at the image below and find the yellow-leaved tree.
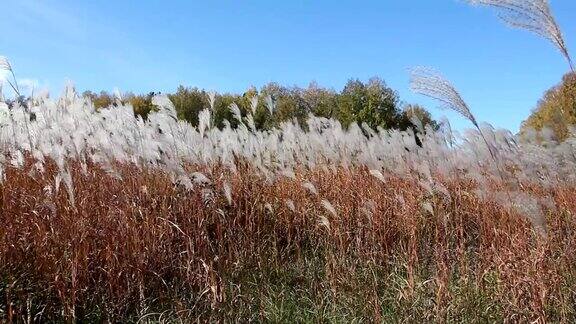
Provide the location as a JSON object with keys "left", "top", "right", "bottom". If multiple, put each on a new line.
{"left": 521, "top": 72, "right": 576, "bottom": 142}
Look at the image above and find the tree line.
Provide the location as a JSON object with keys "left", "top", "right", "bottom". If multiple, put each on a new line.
{"left": 521, "top": 72, "right": 576, "bottom": 142}
{"left": 82, "top": 77, "right": 438, "bottom": 132}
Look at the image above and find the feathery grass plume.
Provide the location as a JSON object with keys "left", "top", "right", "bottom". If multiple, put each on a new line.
{"left": 410, "top": 67, "right": 498, "bottom": 161}
{"left": 318, "top": 215, "right": 331, "bottom": 230}
{"left": 418, "top": 180, "right": 434, "bottom": 196}
{"left": 10, "top": 149, "right": 24, "bottom": 168}
{"left": 0, "top": 56, "right": 20, "bottom": 96}
{"left": 0, "top": 57, "right": 11, "bottom": 90}
{"left": 245, "top": 113, "right": 256, "bottom": 131}
{"left": 152, "top": 95, "right": 178, "bottom": 121}
{"left": 61, "top": 167, "right": 75, "bottom": 207}
{"left": 207, "top": 91, "right": 216, "bottom": 111}
{"left": 222, "top": 181, "right": 232, "bottom": 205}
{"left": 321, "top": 199, "right": 337, "bottom": 217}
{"left": 198, "top": 109, "right": 211, "bottom": 137}
{"left": 228, "top": 103, "right": 242, "bottom": 124}
{"left": 507, "top": 191, "right": 548, "bottom": 237}
{"left": 174, "top": 174, "right": 194, "bottom": 191}
{"left": 369, "top": 169, "right": 386, "bottom": 183}
{"left": 360, "top": 199, "right": 376, "bottom": 221}
{"left": 285, "top": 199, "right": 296, "bottom": 212}
{"left": 250, "top": 95, "right": 259, "bottom": 115}
{"left": 113, "top": 87, "right": 123, "bottom": 103}
{"left": 408, "top": 114, "right": 424, "bottom": 134}
{"left": 0, "top": 56, "right": 10, "bottom": 71}
{"left": 421, "top": 201, "right": 434, "bottom": 215}
{"left": 468, "top": 0, "right": 573, "bottom": 72}
{"left": 264, "top": 202, "right": 273, "bottom": 214}
{"left": 302, "top": 181, "right": 318, "bottom": 195}
{"left": 280, "top": 169, "right": 296, "bottom": 180}
{"left": 410, "top": 67, "right": 478, "bottom": 127}
{"left": 54, "top": 172, "right": 62, "bottom": 195}
{"left": 201, "top": 188, "right": 215, "bottom": 207}
{"left": 265, "top": 95, "right": 275, "bottom": 115}
{"left": 191, "top": 172, "right": 211, "bottom": 186}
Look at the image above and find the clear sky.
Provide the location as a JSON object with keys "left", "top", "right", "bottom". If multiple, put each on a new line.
{"left": 1, "top": 0, "right": 575, "bottom": 132}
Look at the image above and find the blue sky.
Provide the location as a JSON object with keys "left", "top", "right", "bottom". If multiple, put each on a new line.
{"left": 1, "top": 0, "right": 575, "bottom": 132}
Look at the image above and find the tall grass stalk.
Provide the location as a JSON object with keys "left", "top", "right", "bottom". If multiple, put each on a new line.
{"left": 410, "top": 67, "right": 498, "bottom": 161}
{"left": 468, "top": 0, "right": 573, "bottom": 72}
{"left": 0, "top": 56, "right": 20, "bottom": 97}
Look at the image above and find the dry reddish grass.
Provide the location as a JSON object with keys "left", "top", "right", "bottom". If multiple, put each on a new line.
{"left": 1, "top": 160, "right": 575, "bottom": 322}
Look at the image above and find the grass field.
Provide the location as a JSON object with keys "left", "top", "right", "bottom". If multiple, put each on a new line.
{"left": 2, "top": 0, "right": 576, "bottom": 317}
{"left": 2, "top": 161, "right": 576, "bottom": 322}
{"left": 0, "top": 91, "right": 575, "bottom": 321}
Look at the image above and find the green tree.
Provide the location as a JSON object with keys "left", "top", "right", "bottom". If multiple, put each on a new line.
{"left": 129, "top": 92, "right": 156, "bottom": 119}
{"left": 403, "top": 104, "right": 439, "bottom": 131}
{"left": 336, "top": 77, "right": 404, "bottom": 129}
{"left": 168, "top": 86, "right": 208, "bottom": 126}
{"left": 82, "top": 91, "right": 113, "bottom": 109}
{"left": 213, "top": 93, "right": 244, "bottom": 129}
{"left": 255, "top": 83, "right": 310, "bottom": 130}
{"left": 302, "top": 82, "right": 338, "bottom": 119}
{"left": 81, "top": 77, "right": 435, "bottom": 133}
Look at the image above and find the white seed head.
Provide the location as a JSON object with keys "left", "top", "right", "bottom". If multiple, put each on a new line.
{"left": 321, "top": 199, "right": 337, "bottom": 217}
{"left": 0, "top": 56, "right": 12, "bottom": 72}
{"left": 223, "top": 181, "right": 232, "bottom": 205}
{"left": 369, "top": 169, "right": 386, "bottom": 183}
{"left": 302, "top": 181, "right": 318, "bottom": 195}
